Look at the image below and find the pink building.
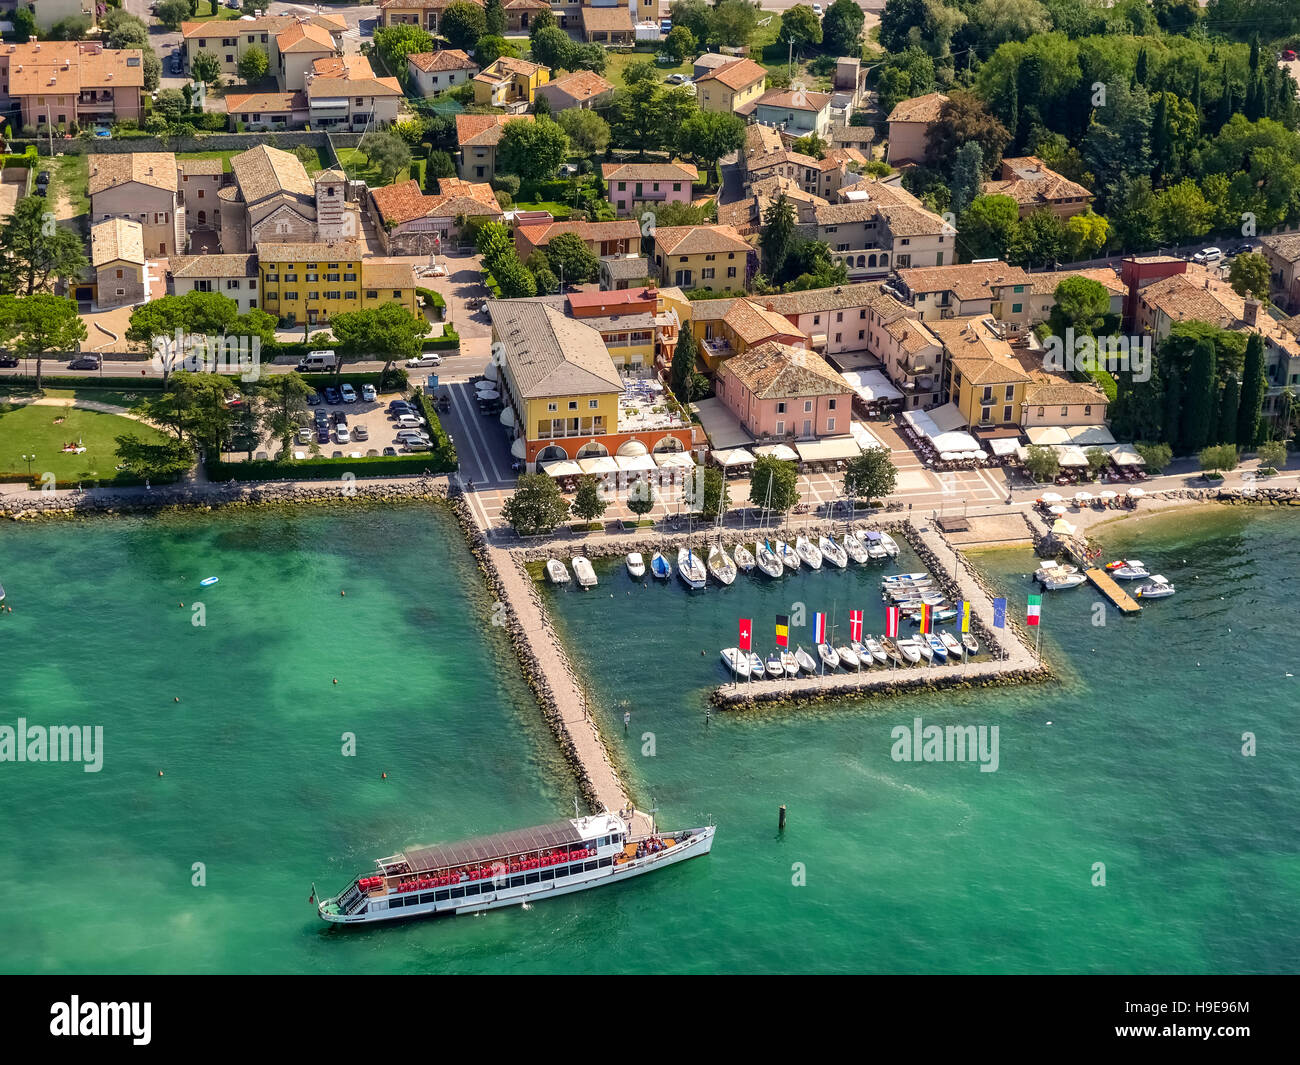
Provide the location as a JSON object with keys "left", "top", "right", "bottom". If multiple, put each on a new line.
{"left": 601, "top": 160, "right": 698, "bottom": 217}
{"left": 716, "top": 340, "right": 853, "bottom": 441}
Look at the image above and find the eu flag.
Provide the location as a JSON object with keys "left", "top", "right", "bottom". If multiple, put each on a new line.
{"left": 992, "top": 597, "right": 1007, "bottom": 628}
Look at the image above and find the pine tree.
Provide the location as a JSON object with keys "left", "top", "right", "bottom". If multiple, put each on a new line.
{"left": 1217, "top": 375, "right": 1240, "bottom": 445}
{"left": 1237, "top": 332, "right": 1267, "bottom": 447}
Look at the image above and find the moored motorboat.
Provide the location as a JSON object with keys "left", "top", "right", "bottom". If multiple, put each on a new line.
{"left": 571, "top": 556, "right": 597, "bottom": 588}
{"left": 939, "top": 631, "right": 964, "bottom": 659}
{"left": 780, "top": 650, "right": 799, "bottom": 676}
{"left": 626, "top": 552, "right": 646, "bottom": 579}
{"left": 764, "top": 652, "right": 784, "bottom": 678}
{"left": 863, "top": 636, "right": 888, "bottom": 664}
{"left": 706, "top": 544, "right": 737, "bottom": 586}
{"left": 816, "top": 643, "right": 840, "bottom": 670}
{"left": 929, "top": 608, "right": 958, "bottom": 623}
{"left": 880, "top": 636, "right": 905, "bottom": 665}
{"left": 1136, "top": 574, "right": 1176, "bottom": 598}
{"left": 774, "top": 539, "right": 800, "bottom": 572}
{"left": 732, "top": 543, "right": 756, "bottom": 572}
{"left": 1038, "top": 565, "right": 1087, "bottom": 590}
{"left": 961, "top": 633, "right": 979, "bottom": 656}
{"left": 836, "top": 644, "right": 860, "bottom": 669}
{"left": 926, "top": 633, "right": 948, "bottom": 662}
{"left": 720, "top": 647, "right": 750, "bottom": 678}
{"left": 1106, "top": 559, "right": 1150, "bottom": 580}
{"left": 747, "top": 651, "right": 765, "bottom": 677}
{"left": 677, "top": 547, "right": 707, "bottom": 589}
{"left": 879, "top": 532, "right": 900, "bottom": 557}
{"left": 862, "top": 531, "right": 888, "bottom": 559}
{"left": 913, "top": 635, "right": 934, "bottom": 662}
{"left": 882, "top": 572, "right": 929, "bottom": 584}
{"left": 546, "top": 559, "right": 571, "bottom": 584}
{"left": 1034, "top": 563, "right": 1077, "bottom": 582}
{"left": 842, "top": 531, "right": 869, "bottom": 564}
{"left": 894, "top": 637, "right": 922, "bottom": 664}
{"left": 795, "top": 535, "right": 823, "bottom": 569}
{"left": 819, "top": 536, "right": 848, "bottom": 568}
{"left": 650, "top": 552, "right": 672, "bottom": 580}
{"left": 755, "top": 540, "right": 783, "bottom": 578}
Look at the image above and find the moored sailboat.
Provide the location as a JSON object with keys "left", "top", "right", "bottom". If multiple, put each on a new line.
{"left": 842, "top": 531, "right": 869, "bottom": 564}
{"left": 706, "top": 544, "right": 737, "bottom": 586}
{"left": 677, "top": 547, "right": 707, "bottom": 589}
{"left": 819, "top": 535, "right": 848, "bottom": 568}
{"left": 795, "top": 535, "right": 823, "bottom": 569}
{"left": 754, "top": 540, "right": 783, "bottom": 578}
{"left": 731, "top": 543, "right": 756, "bottom": 572}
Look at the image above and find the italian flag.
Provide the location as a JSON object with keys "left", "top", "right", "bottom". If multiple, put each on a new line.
{"left": 1026, "top": 595, "right": 1042, "bottom": 626}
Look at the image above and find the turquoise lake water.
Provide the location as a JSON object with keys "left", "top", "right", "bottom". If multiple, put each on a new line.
{"left": 0, "top": 505, "right": 1297, "bottom": 973}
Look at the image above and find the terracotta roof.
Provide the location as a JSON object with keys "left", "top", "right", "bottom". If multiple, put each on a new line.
{"left": 1261, "top": 234, "right": 1300, "bottom": 264}
{"left": 722, "top": 300, "right": 806, "bottom": 346}
{"left": 743, "top": 123, "right": 783, "bottom": 157}
{"left": 516, "top": 219, "right": 640, "bottom": 249}
{"left": 928, "top": 317, "right": 1031, "bottom": 385}
{"left": 579, "top": 6, "right": 633, "bottom": 33}
{"left": 654, "top": 224, "right": 751, "bottom": 257}
{"left": 897, "top": 262, "right": 1034, "bottom": 302}
{"left": 984, "top": 157, "right": 1092, "bottom": 208}
{"left": 722, "top": 340, "right": 847, "bottom": 399}
{"left": 91, "top": 218, "right": 144, "bottom": 268}
{"left": 1029, "top": 268, "right": 1126, "bottom": 297}
{"left": 763, "top": 283, "right": 894, "bottom": 317}
{"left": 694, "top": 57, "right": 766, "bottom": 92}
{"left": 488, "top": 301, "right": 624, "bottom": 400}
{"left": 600, "top": 256, "right": 653, "bottom": 280}
{"left": 307, "top": 75, "right": 401, "bottom": 99}
{"left": 602, "top": 160, "right": 698, "bottom": 183}
{"left": 255, "top": 240, "right": 363, "bottom": 263}
{"left": 755, "top": 87, "right": 832, "bottom": 112}
{"left": 88, "top": 152, "right": 177, "bottom": 196}
{"left": 457, "top": 112, "right": 531, "bottom": 146}
{"left": 312, "top": 54, "right": 375, "bottom": 79}
{"left": 1023, "top": 380, "right": 1107, "bottom": 407}
{"left": 537, "top": 69, "right": 614, "bottom": 105}
{"left": 477, "top": 56, "right": 546, "bottom": 81}
{"left": 170, "top": 254, "right": 257, "bottom": 279}
{"left": 885, "top": 315, "right": 941, "bottom": 355}
{"left": 886, "top": 92, "right": 949, "bottom": 125}
{"left": 181, "top": 14, "right": 344, "bottom": 38}
{"left": 224, "top": 90, "right": 305, "bottom": 114}
{"left": 370, "top": 178, "right": 502, "bottom": 226}
{"left": 361, "top": 261, "right": 418, "bottom": 289}
{"left": 408, "top": 49, "right": 477, "bottom": 74}
{"left": 5, "top": 43, "right": 145, "bottom": 97}
{"left": 176, "top": 158, "right": 224, "bottom": 176}
{"left": 231, "top": 144, "right": 314, "bottom": 203}
{"left": 1140, "top": 273, "right": 1244, "bottom": 326}
{"left": 276, "top": 21, "right": 337, "bottom": 53}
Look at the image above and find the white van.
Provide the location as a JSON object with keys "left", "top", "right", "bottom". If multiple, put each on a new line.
{"left": 297, "top": 349, "right": 338, "bottom": 371}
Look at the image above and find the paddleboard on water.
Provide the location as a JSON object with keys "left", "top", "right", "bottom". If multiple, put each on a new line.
{"left": 199, "top": 577, "right": 219, "bottom": 587}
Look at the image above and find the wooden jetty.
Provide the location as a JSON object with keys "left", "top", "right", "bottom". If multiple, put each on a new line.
{"left": 1082, "top": 566, "right": 1142, "bottom": 614}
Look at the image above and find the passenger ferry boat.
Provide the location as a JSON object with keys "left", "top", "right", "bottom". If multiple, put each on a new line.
{"left": 317, "top": 812, "right": 714, "bottom": 924}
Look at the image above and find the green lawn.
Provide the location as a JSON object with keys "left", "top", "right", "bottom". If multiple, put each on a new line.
{"left": 513, "top": 200, "right": 574, "bottom": 219}
{"left": 605, "top": 50, "right": 691, "bottom": 87}
{"left": 0, "top": 403, "right": 169, "bottom": 484}
{"left": 41, "top": 387, "right": 155, "bottom": 412}
{"left": 335, "top": 147, "right": 425, "bottom": 188}
{"left": 176, "top": 146, "right": 332, "bottom": 174}
{"left": 39, "top": 153, "right": 90, "bottom": 220}
{"left": 189, "top": 1, "right": 244, "bottom": 20}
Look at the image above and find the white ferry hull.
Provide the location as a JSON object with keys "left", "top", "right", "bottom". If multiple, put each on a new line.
{"left": 319, "top": 825, "right": 715, "bottom": 925}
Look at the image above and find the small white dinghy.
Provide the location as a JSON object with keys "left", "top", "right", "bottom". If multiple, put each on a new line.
{"left": 775, "top": 539, "right": 800, "bottom": 572}
{"left": 764, "top": 652, "right": 784, "bottom": 678}
{"left": 731, "top": 543, "right": 756, "bottom": 572}
{"left": 707, "top": 544, "right": 737, "bottom": 586}
{"left": 879, "top": 532, "right": 900, "bottom": 557}
{"left": 850, "top": 641, "right": 874, "bottom": 668}
{"left": 747, "top": 651, "right": 765, "bottom": 677}
{"left": 795, "top": 535, "right": 823, "bottom": 569}
{"left": 842, "top": 532, "right": 869, "bottom": 564}
{"left": 780, "top": 650, "right": 799, "bottom": 677}
{"left": 895, "top": 637, "right": 923, "bottom": 664}
{"left": 913, "top": 635, "right": 934, "bottom": 662}
{"left": 571, "top": 556, "right": 597, "bottom": 588}
{"left": 817, "top": 643, "right": 840, "bottom": 670}
{"left": 940, "top": 631, "right": 964, "bottom": 659}
{"left": 754, "top": 541, "right": 783, "bottom": 578}
{"left": 819, "top": 535, "right": 848, "bottom": 568}
{"left": 961, "top": 633, "right": 980, "bottom": 656}
{"left": 677, "top": 547, "right": 707, "bottom": 589}
{"left": 794, "top": 645, "right": 818, "bottom": 674}
{"left": 836, "top": 644, "right": 860, "bottom": 669}
{"left": 546, "top": 559, "right": 571, "bottom": 584}
{"left": 863, "top": 637, "right": 888, "bottom": 665}
{"left": 626, "top": 552, "right": 646, "bottom": 579}
{"left": 1136, "top": 575, "right": 1176, "bottom": 598}
{"left": 720, "top": 647, "right": 750, "bottom": 679}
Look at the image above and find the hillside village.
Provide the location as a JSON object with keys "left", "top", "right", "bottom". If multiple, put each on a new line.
{"left": 0, "top": 0, "right": 1298, "bottom": 515}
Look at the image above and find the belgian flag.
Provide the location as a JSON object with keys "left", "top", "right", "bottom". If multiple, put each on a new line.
{"left": 775, "top": 614, "right": 789, "bottom": 648}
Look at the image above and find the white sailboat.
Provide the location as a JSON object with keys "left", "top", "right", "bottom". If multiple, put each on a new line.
{"left": 731, "top": 543, "right": 756, "bottom": 572}
{"left": 817, "top": 643, "right": 840, "bottom": 670}
{"left": 650, "top": 552, "right": 672, "bottom": 580}
{"left": 677, "top": 547, "right": 707, "bottom": 589}
{"left": 774, "top": 539, "right": 800, "bottom": 572}
{"left": 842, "top": 532, "right": 869, "bottom": 564}
{"left": 706, "top": 544, "right": 737, "bottom": 586}
{"left": 819, "top": 535, "right": 848, "bottom": 568}
{"left": 626, "top": 552, "right": 646, "bottom": 579}
{"left": 545, "top": 559, "right": 571, "bottom": 584}
{"left": 754, "top": 540, "right": 783, "bottom": 578}
{"left": 571, "top": 556, "right": 597, "bottom": 588}
{"left": 795, "top": 535, "right": 823, "bottom": 569}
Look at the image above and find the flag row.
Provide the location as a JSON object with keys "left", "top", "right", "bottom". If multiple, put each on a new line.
{"left": 739, "top": 597, "right": 1040, "bottom": 648}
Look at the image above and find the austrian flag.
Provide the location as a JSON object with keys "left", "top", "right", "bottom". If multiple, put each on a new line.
{"left": 1026, "top": 595, "right": 1042, "bottom": 626}
{"left": 739, "top": 618, "right": 752, "bottom": 651}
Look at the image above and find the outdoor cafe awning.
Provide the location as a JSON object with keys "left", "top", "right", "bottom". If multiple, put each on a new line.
{"left": 1026, "top": 425, "right": 1072, "bottom": 446}
{"left": 1053, "top": 445, "right": 1089, "bottom": 467}
{"left": 615, "top": 454, "right": 656, "bottom": 472}
{"left": 927, "top": 403, "right": 967, "bottom": 433}
{"left": 541, "top": 459, "right": 581, "bottom": 478}
{"left": 988, "top": 437, "right": 1021, "bottom": 457}
{"left": 578, "top": 456, "right": 619, "bottom": 475}
{"left": 753, "top": 443, "right": 798, "bottom": 461}
{"left": 653, "top": 452, "right": 695, "bottom": 468}
{"left": 1109, "top": 444, "right": 1146, "bottom": 466}
{"left": 796, "top": 437, "right": 861, "bottom": 462}
{"left": 713, "top": 447, "right": 755, "bottom": 467}
{"left": 841, "top": 368, "right": 902, "bottom": 403}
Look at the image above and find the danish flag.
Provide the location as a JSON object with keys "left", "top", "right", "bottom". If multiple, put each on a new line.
{"left": 849, "top": 610, "right": 863, "bottom": 643}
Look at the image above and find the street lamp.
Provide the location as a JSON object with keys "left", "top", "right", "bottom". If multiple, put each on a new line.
{"left": 22, "top": 454, "right": 35, "bottom": 477}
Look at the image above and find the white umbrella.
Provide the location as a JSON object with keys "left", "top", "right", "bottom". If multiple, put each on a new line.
{"left": 1074, "top": 491, "right": 1093, "bottom": 503}
{"left": 499, "top": 406, "right": 515, "bottom": 427}
{"left": 1127, "top": 487, "right": 1146, "bottom": 497}
{"left": 1048, "top": 505, "right": 1067, "bottom": 515}
{"left": 478, "top": 389, "right": 500, "bottom": 401}
{"left": 1040, "top": 492, "right": 1063, "bottom": 503}
{"left": 511, "top": 437, "right": 526, "bottom": 460}
{"left": 475, "top": 379, "right": 496, "bottom": 392}
{"left": 1098, "top": 490, "right": 1117, "bottom": 499}
{"left": 484, "top": 361, "right": 499, "bottom": 382}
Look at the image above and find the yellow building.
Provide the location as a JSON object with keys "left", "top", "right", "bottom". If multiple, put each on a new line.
{"left": 693, "top": 58, "right": 767, "bottom": 116}
{"left": 256, "top": 241, "right": 419, "bottom": 326}
{"left": 472, "top": 56, "right": 549, "bottom": 108}
{"left": 652, "top": 224, "right": 754, "bottom": 293}
{"left": 929, "top": 317, "right": 1032, "bottom": 428}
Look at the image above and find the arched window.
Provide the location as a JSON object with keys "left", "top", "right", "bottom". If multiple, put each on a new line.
{"left": 867, "top": 254, "right": 877, "bottom": 268}
{"left": 575, "top": 441, "right": 609, "bottom": 459}
{"left": 537, "top": 445, "right": 569, "bottom": 463}
{"left": 652, "top": 436, "right": 685, "bottom": 454}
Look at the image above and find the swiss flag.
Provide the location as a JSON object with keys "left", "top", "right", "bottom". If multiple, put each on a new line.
{"left": 739, "top": 619, "right": 752, "bottom": 651}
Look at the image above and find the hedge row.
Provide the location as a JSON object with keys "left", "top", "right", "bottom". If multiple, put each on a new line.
{"left": 412, "top": 386, "right": 458, "bottom": 470}
{"left": 205, "top": 453, "right": 454, "bottom": 482}
{"left": 0, "top": 471, "right": 180, "bottom": 489}
{"left": 32, "top": 370, "right": 406, "bottom": 392}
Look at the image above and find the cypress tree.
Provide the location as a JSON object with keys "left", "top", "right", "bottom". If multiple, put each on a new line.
{"left": 1163, "top": 362, "right": 1183, "bottom": 449}
{"left": 1135, "top": 48, "right": 1149, "bottom": 88}
{"left": 1216, "top": 66, "right": 1233, "bottom": 130}
{"left": 670, "top": 326, "right": 698, "bottom": 401}
{"left": 1217, "top": 375, "right": 1240, "bottom": 445}
{"left": 1183, "top": 338, "right": 1217, "bottom": 454}
{"left": 1237, "top": 332, "right": 1267, "bottom": 447}
{"left": 1249, "top": 34, "right": 1260, "bottom": 73}
{"left": 1151, "top": 93, "right": 1170, "bottom": 179}
{"left": 1191, "top": 67, "right": 1202, "bottom": 123}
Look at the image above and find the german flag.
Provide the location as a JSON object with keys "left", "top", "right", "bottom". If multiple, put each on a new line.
{"left": 775, "top": 614, "right": 789, "bottom": 648}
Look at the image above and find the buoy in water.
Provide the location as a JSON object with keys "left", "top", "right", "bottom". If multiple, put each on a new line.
{"left": 332, "top": 678, "right": 338, "bottom": 685}
{"left": 340, "top": 590, "right": 346, "bottom": 597}
{"left": 382, "top": 772, "right": 387, "bottom": 780}
{"left": 173, "top": 696, "right": 179, "bottom": 703}
{"left": 158, "top": 770, "right": 164, "bottom": 777}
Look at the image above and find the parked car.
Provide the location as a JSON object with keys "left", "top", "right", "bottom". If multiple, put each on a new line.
{"left": 382, "top": 447, "right": 399, "bottom": 457}
{"left": 314, "top": 408, "right": 329, "bottom": 427}
{"left": 1231, "top": 243, "right": 1254, "bottom": 256}
{"left": 336, "top": 426, "right": 351, "bottom": 444}
{"left": 387, "top": 398, "right": 415, "bottom": 412}
{"left": 812, "top": 2, "right": 822, "bottom": 13}
{"left": 170, "top": 55, "right": 183, "bottom": 75}
{"left": 340, "top": 383, "right": 357, "bottom": 403}
{"left": 297, "top": 426, "right": 312, "bottom": 444}
{"left": 1192, "top": 247, "right": 1223, "bottom": 263}
{"left": 353, "top": 425, "right": 369, "bottom": 442}
{"left": 394, "top": 413, "right": 427, "bottom": 430}
{"left": 0, "top": 352, "right": 18, "bottom": 368}
{"left": 401, "top": 439, "right": 433, "bottom": 452}
{"left": 332, "top": 411, "right": 348, "bottom": 426}
{"left": 406, "top": 353, "right": 441, "bottom": 367}
{"left": 666, "top": 73, "right": 689, "bottom": 85}
{"left": 395, "top": 430, "right": 432, "bottom": 446}
{"left": 1283, "top": 49, "right": 1297, "bottom": 61}
{"left": 307, "top": 391, "right": 322, "bottom": 405}
{"left": 361, "top": 384, "right": 377, "bottom": 402}
{"left": 69, "top": 355, "right": 101, "bottom": 370}
{"left": 387, "top": 403, "right": 416, "bottom": 419}
{"left": 323, "top": 386, "right": 342, "bottom": 404}
{"left": 316, "top": 425, "right": 330, "bottom": 444}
